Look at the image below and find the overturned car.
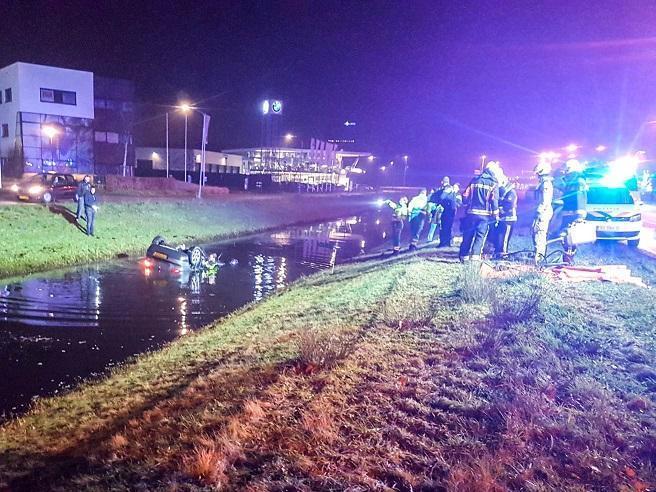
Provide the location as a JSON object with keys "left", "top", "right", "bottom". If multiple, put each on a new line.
{"left": 146, "top": 236, "right": 206, "bottom": 270}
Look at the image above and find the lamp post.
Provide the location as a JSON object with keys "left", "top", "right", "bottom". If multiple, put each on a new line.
{"left": 165, "top": 112, "right": 170, "bottom": 178}
{"left": 42, "top": 125, "right": 60, "bottom": 169}
{"left": 403, "top": 155, "right": 408, "bottom": 186}
{"left": 179, "top": 102, "right": 193, "bottom": 182}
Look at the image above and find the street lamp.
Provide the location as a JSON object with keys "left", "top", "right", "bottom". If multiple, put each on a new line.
{"left": 403, "top": 155, "right": 409, "bottom": 186}
{"left": 595, "top": 145, "right": 607, "bottom": 152}
{"left": 42, "top": 125, "right": 59, "bottom": 143}
{"left": 367, "top": 155, "right": 375, "bottom": 162}
{"left": 178, "top": 102, "right": 194, "bottom": 182}
{"left": 284, "top": 133, "right": 295, "bottom": 145}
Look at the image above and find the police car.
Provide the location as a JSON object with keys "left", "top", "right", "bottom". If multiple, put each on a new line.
{"left": 585, "top": 183, "right": 641, "bottom": 247}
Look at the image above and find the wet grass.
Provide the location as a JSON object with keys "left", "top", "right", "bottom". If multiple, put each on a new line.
{"left": 0, "top": 194, "right": 372, "bottom": 278}
{"left": 1, "top": 244, "right": 655, "bottom": 490}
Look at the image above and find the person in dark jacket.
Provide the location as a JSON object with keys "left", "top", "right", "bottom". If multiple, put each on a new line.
{"left": 76, "top": 175, "right": 91, "bottom": 221}
{"left": 438, "top": 182, "right": 462, "bottom": 247}
{"left": 459, "top": 162, "right": 501, "bottom": 261}
{"left": 558, "top": 159, "right": 587, "bottom": 258}
{"left": 83, "top": 186, "right": 99, "bottom": 236}
{"left": 493, "top": 178, "right": 518, "bottom": 257}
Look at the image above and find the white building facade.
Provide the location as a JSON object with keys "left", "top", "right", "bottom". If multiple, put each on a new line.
{"left": 135, "top": 147, "right": 244, "bottom": 175}
{"left": 0, "top": 62, "right": 94, "bottom": 176}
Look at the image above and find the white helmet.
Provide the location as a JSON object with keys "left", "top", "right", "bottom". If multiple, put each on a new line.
{"left": 485, "top": 160, "right": 504, "bottom": 181}
{"left": 534, "top": 161, "right": 552, "bottom": 176}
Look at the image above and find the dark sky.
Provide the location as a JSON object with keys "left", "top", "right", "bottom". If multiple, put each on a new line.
{"left": 2, "top": 0, "right": 656, "bottom": 180}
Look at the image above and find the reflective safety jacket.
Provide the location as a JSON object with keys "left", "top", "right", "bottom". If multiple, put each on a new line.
{"left": 560, "top": 173, "right": 588, "bottom": 218}
{"left": 408, "top": 194, "right": 428, "bottom": 220}
{"left": 387, "top": 200, "right": 408, "bottom": 221}
{"left": 535, "top": 175, "right": 554, "bottom": 219}
{"left": 499, "top": 185, "right": 518, "bottom": 222}
{"left": 463, "top": 170, "right": 499, "bottom": 218}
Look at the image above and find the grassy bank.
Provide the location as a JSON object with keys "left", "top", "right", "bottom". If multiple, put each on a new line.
{"left": 0, "top": 193, "right": 373, "bottom": 278}
{"left": 1, "top": 245, "right": 655, "bottom": 490}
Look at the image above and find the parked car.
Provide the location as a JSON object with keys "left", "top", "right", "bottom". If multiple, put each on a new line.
{"left": 585, "top": 184, "right": 642, "bottom": 247}
{"left": 11, "top": 172, "right": 78, "bottom": 203}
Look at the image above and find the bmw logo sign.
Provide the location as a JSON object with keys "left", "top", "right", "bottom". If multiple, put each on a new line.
{"left": 271, "top": 100, "right": 282, "bottom": 113}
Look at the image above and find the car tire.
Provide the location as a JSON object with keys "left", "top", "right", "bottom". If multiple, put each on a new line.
{"left": 188, "top": 246, "right": 204, "bottom": 269}
{"left": 151, "top": 235, "right": 167, "bottom": 246}
{"left": 628, "top": 239, "right": 640, "bottom": 248}
{"left": 42, "top": 192, "right": 53, "bottom": 204}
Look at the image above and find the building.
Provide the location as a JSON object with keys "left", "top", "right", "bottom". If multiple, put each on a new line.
{"left": 135, "top": 147, "right": 244, "bottom": 176}
{"left": 223, "top": 146, "right": 371, "bottom": 187}
{"left": 0, "top": 62, "right": 95, "bottom": 177}
{"left": 0, "top": 62, "right": 137, "bottom": 179}
{"left": 93, "top": 76, "right": 135, "bottom": 175}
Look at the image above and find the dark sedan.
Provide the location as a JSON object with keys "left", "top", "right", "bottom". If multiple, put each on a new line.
{"left": 11, "top": 172, "right": 78, "bottom": 203}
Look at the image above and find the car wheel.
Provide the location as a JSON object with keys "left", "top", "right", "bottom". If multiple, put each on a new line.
{"left": 42, "top": 192, "right": 53, "bottom": 204}
{"left": 188, "top": 247, "right": 204, "bottom": 269}
{"left": 628, "top": 239, "right": 640, "bottom": 248}
{"left": 151, "top": 235, "right": 167, "bottom": 246}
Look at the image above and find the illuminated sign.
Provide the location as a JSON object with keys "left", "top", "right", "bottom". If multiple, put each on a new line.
{"left": 262, "top": 99, "right": 283, "bottom": 115}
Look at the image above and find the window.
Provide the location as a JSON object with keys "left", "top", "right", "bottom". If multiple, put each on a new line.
{"left": 106, "top": 132, "right": 119, "bottom": 144}
{"left": 0, "top": 91, "right": 3, "bottom": 104}
{"left": 94, "top": 131, "right": 107, "bottom": 142}
{"left": 1, "top": 124, "right": 8, "bottom": 138}
{"left": 40, "top": 88, "right": 76, "bottom": 105}
{"left": 94, "top": 98, "right": 106, "bottom": 109}
{"left": 4, "top": 88, "right": 12, "bottom": 102}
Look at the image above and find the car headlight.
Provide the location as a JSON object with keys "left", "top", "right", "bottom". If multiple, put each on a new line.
{"left": 28, "top": 185, "right": 43, "bottom": 195}
{"left": 629, "top": 214, "right": 642, "bottom": 222}
{"left": 10, "top": 184, "right": 19, "bottom": 192}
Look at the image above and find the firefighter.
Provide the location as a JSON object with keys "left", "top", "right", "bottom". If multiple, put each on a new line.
{"left": 407, "top": 188, "right": 428, "bottom": 250}
{"left": 494, "top": 177, "right": 517, "bottom": 258}
{"left": 385, "top": 197, "right": 409, "bottom": 253}
{"left": 559, "top": 159, "right": 588, "bottom": 258}
{"left": 459, "top": 162, "right": 501, "bottom": 261}
{"left": 532, "top": 160, "right": 554, "bottom": 263}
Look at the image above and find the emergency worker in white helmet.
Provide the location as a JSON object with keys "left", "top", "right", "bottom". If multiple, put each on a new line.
{"left": 532, "top": 159, "right": 554, "bottom": 263}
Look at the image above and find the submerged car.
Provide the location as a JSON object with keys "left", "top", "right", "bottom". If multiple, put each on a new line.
{"left": 146, "top": 236, "right": 206, "bottom": 269}
{"left": 11, "top": 172, "right": 77, "bottom": 203}
{"left": 585, "top": 184, "right": 642, "bottom": 247}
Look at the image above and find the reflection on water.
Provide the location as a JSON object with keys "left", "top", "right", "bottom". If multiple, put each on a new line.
{"left": 0, "top": 212, "right": 387, "bottom": 417}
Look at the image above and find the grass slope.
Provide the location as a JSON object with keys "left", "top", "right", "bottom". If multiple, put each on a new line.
{"left": 0, "top": 194, "right": 372, "bottom": 278}
{"left": 1, "top": 246, "right": 655, "bottom": 491}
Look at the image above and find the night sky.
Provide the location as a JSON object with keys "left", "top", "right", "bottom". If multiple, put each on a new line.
{"left": 2, "top": 0, "right": 656, "bottom": 182}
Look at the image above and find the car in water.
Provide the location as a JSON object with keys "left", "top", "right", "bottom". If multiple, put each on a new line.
{"left": 11, "top": 172, "right": 78, "bottom": 203}
{"left": 585, "top": 184, "right": 642, "bottom": 247}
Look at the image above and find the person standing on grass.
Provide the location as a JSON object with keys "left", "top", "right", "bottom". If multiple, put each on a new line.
{"left": 385, "top": 197, "right": 408, "bottom": 253}
{"left": 459, "top": 161, "right": 501, "bottom": 261}
{"left": 427, "top": 178, "right": 450, "bottom": 242}
{"left": 407, "top": 188, "right": 429, "bottom": 250}
{"left": 437, "top": 182, "right": 462, "bottom": 247}
{"left": 494, "top": 177, "right": 518, "bottom": 258}
{"left": 76, "top": 175, "right": 91, "bottom": 221}
{"left": 558, "top": 159, "right": 588, "bottom": 260}
{"left": 83, "top": 186, "right": 99, "bottom": 236}
{"left": 532, "top": 160, "right": 554, "bottom": 263}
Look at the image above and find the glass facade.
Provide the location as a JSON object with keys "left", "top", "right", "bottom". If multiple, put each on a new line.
{"left": 19, "top": 112, "right": 94, "bottom": 174}
{"left": 243, "top": 148, "right": 341, "bottom": 174}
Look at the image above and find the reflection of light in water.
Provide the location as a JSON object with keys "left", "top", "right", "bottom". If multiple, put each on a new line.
{"left": 253, "top": 254, "right": 264, "bottom": 301}
{"left": 360, "top": 240, "right": 366, "bottom": 249}
{"left": 276, "top": 257, "right": 287, "bottom": 289}
{"left": 382, "top": 231, "right": 387, "bottom": 239}
{"left": 179, "top": 298, "right": 188, "bottom": 333}
{"left": 375, "top": 219, "right": 381, "bottom": 225}
{"left": 93, "top": 277, "right": 101, "bottom": 321}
